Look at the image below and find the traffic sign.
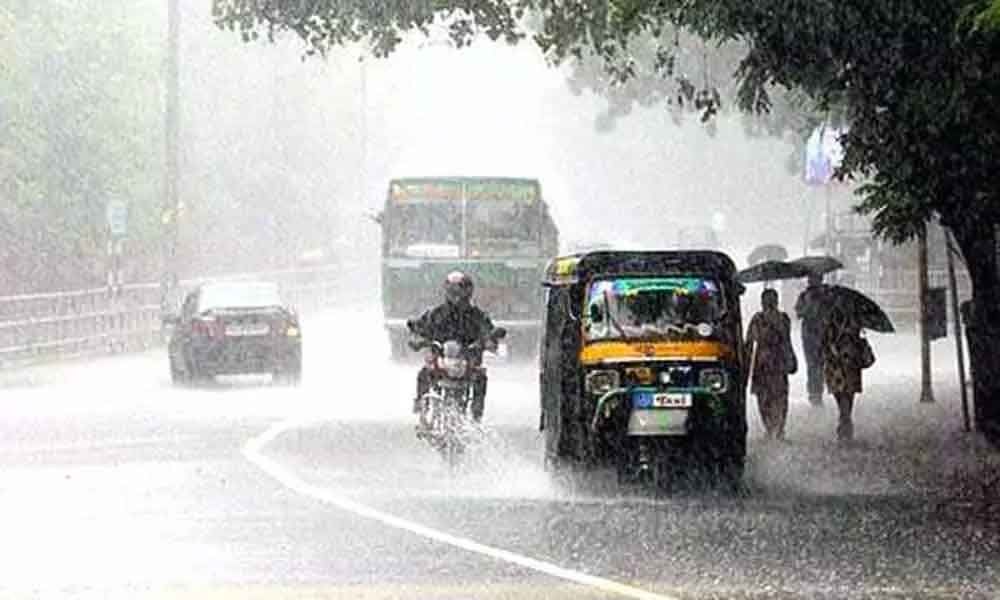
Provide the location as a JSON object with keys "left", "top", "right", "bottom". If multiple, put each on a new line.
{"left": 106, "top": 200, "right": 128, "bottom": 237}
{"left": 804, "top": 124, "right": 846, "bottom": 186}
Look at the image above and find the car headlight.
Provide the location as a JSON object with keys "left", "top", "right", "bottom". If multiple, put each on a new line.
{"left": 441, "top": 357, "right": 468, "bottom": 378}
{"left": 585, "top": 369, "right": 620, "bottom": 394}
{"left": 286, "top": 326, "right": 300, "bottom": 337}
{"left": 699, "top": 368, "right": 728, "bottom": 393}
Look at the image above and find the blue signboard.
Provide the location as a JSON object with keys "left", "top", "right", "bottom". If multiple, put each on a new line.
{"left": 804, "top": 125, "right": 846, "bottom": 186}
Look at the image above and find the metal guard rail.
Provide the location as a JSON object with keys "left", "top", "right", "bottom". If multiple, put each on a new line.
{"left": 0, "top": 266, "right": 344, "bottom": 368}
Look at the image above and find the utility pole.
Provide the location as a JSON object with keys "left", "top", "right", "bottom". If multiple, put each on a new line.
{"left": 919, "top": 224, "right": 935, "bottom": 403}
{"left": 272, "top": 52, "right": 289, "bottom": 269}
{"left": 359, "top": 54, "right": 368, "bottom": 209}
{"left": 824, "top": 184, "right": 834, "bottom": 259}
{"left": 163, "top": 0, "right": 180, "bottom": 291}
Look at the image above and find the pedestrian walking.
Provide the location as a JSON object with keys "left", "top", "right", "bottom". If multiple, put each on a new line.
{"left": 795, "top": 272, "right": 829, "bottom": 406}
{"left": 821, "top": 306, "right": 876, "bottom": 442}
{"left": 746, "top": 288, "right": 798, "bottom": 441}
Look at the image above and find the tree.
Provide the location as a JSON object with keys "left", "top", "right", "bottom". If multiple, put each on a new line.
{"left": 213, "top": 0, "right": 1000, "bottom": 444}
{"left": 0, "top": 1, "right": 165, "bottom": 293}
{"left": 558, "top": 30, "right": 826, "bottom": 174}
{"left": 971, "top": 0, "right": 1000, "bottom": 29}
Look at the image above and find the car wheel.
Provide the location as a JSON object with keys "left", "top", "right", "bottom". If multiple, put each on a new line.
{"left": 275, "top": 361, "right": 302, "bottom": 386}
{"left": 187, "top": 360, "right": 212, "bottom": 386}
{"left": 388, "top": 330, "right": 409, "bottom": 361}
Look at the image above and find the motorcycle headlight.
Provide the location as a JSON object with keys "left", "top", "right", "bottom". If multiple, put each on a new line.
{"left": 699, "top": 368, "right": 728, "bottom": 393}
{"left": 585, "top": 369, "right": 620, "bottom": 395}
{"left": 441, "top": 356, "right": 468, "bottom": 378}
{"left": 442, "top": 341, "right": 463, "bottom": 359}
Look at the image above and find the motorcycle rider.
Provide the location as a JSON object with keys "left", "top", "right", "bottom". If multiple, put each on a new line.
{"left": 408, "top": 271, "right": 497, "bottom": 423}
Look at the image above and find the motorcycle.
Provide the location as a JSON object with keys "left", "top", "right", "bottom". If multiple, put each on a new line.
{"left": 408, "top": 327, "right": 506, "bottom": 468}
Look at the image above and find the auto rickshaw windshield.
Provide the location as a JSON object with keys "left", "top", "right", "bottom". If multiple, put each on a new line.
{"left": 584, "top": 276, "right": 725, "bottom": 341}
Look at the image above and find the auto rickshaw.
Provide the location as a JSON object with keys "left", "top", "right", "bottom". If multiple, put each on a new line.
{"left": 538, "top": 250, "right": 747, "bottom": 488}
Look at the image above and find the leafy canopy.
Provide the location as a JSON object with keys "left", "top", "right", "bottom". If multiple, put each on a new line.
{"left": 1, "top": 0, "right": 166, "bottom": 291}
{"left": 213, "top": 0, "right": 1000, "bottom": 249}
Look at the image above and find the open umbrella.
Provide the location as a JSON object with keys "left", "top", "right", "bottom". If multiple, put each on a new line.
{"left": 790, "top": 255, "right": 843, "bottom": 276}
{"left": 824, "top": 285, "right": 895, "bottom": 333}
{"left": 737, "top": 260, "right": 812, "bottom": 284}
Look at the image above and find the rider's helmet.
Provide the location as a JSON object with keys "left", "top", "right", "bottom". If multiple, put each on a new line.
{"left": 443, "top": 271, "right": 474, "bottom": 306}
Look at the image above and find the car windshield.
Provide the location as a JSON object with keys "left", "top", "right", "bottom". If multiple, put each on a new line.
{"left": 197, "top": 282, "right": 282, "bottom": 312}
{"left": 584, "top": 276, "right": 724, "bottom": 341}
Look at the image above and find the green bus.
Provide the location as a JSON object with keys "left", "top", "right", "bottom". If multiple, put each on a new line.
{"left": 378, "top": 177, "right": 559, "bottom": 359}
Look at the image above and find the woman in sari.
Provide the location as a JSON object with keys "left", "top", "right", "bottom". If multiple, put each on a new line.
{"left": 746, "top": 289, "right": 797, "bottom": 441}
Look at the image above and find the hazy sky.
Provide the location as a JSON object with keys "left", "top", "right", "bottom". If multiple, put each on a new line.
{"left": 176, "top": 2, "right": 858, "bottom": 269}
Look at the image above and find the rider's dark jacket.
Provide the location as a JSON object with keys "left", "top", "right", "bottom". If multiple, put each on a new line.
{"left": 408, "top": 302, "right": 495, "bottom": 355}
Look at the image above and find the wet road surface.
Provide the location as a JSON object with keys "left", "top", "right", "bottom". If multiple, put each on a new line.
{"left": 0, "top": 308, "right": 997, "bottom": 599}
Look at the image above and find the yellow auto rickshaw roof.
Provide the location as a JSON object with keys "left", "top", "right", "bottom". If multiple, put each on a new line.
{"left": 542, "top": 250, "right": 738, "bottom": 287}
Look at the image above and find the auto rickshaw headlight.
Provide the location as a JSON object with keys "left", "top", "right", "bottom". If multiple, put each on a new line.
{"left": 699, "top": 368, "right": 728, "bottom": 393}
{"left": 624, "top": 366, "right": 655, "bottom": 385}
{"left": 585, "top": 369, "right": 620, "bottom": 394}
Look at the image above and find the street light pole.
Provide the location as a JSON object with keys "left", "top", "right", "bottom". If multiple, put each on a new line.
{"left": 164, "top": 0, "right": 180, "bottom": 288}
{"left": 359, "top": 54, "right": 367, "bottom": 208}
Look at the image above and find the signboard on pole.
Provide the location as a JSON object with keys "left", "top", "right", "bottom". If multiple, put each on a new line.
{"left": 106, "top": 200, "right": 128, "bottom": 238}
{"left": 804, "top": 124, "right": 846, "bottom": 186}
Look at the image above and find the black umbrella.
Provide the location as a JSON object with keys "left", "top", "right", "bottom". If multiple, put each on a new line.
{"left": 737, "top": 259, "right": 812, "bottom": 284}
{"left": 790, "top": 255, "right": 844, "bottom": 276}
{"left": 824, "top": 285, "right": 895, "bottom": 333}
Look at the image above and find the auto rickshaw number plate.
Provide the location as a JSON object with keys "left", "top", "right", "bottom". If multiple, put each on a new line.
{"left": 628, "top": 408, "right": 690, "bottom": 436}
{"left": 652, "top": 392, "right": 692, "bottom": 408}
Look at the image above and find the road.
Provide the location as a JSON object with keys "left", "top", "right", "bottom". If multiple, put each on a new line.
{"left": 1, "top": 307, "right": 998, "bottom": 599}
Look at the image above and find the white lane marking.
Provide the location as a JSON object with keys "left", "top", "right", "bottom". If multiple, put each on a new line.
{"left": 243, "top": 418, "right": 679, "bottom": 600}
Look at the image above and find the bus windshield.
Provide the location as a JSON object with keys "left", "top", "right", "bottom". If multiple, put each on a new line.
{"left": 387, "top": 201, "right": 462, "bottom": 258}
{"left": 584, "top": 277, "right": 725, "bottom": 341}
{"left": 466, "top": 199, "right": 539, "bottom": 257}
{"left": 384, "top": 179, "right": 551, "bottom": 259}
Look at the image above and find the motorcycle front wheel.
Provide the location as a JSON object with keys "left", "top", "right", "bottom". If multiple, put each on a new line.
{"left": 438, "top": 395, "right": 466, "bottom": 471}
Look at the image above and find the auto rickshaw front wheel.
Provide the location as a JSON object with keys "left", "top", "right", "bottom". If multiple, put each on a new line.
{"left": 614, "top": 439, "right": 683, "bottom": 491}
{"left": 616, "top": 438, "right": 746, "bottom": 494}
{"left": 716, "top": 454, "right": 748, "bottom": 496}
{"left": 692, "top": 438, "right": 747, "bottom": 495}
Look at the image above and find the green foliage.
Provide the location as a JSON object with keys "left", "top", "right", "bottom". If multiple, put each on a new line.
{"left": 212, "top": 1, "right": 1000, "bottom": 249}
{"left": 212, "top": 1, "right": 825, "bottom": 169}
{"left": 967, "top": 0, "right": 1000, "bottom": 30}
{"left": 680, "top": 3, "right": 1000, "bottom": 245}
{"left": 212, "top": 0, "right": 525, "bottom": 57}
{"left": 0, "top": 1, "right": 165, "bottom": 292}
{"left": 560, "top": 29, "right": 826, "bottom": 175}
